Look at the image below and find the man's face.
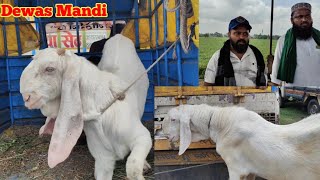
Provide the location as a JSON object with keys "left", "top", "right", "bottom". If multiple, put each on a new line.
{"left": 291, "top": 9, "right": 313, "bottom": 39}
{"left": 228, "top": 26, "right": 250, "bottom": 53}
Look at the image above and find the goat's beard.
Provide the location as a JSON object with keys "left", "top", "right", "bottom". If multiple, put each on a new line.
{"left": 292, "top": 22, "right": 313, "bottom": 40}
{"left": 230, "top": 39, "right": 249, "bottom": 54}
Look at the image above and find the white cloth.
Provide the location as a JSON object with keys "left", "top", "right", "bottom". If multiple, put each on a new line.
{"left": 271, "top": 35, "right": 320, "bottom": 86}
{"left": 204, "top": 47, "right": 259, "bottom": 86}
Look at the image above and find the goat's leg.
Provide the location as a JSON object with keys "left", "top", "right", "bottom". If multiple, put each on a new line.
{"left": 126, "top": 134, "right": 152, "bottom": 180}
{"left": 228, "top": 167, "right": 242, "bottom": 180}
{"left": 246, "top": 173, "right": 256, "bottom": 180}
{"left": 86, "top": 136, "right": 116, "bottom": 180}
{"left": 143, "top": 160, "right": 152, "bottom": 174}
{"left": 94, "top": 157, "right": 115, "bottom": 180}
{"left": 84, "top": 123, "right": 116, "bottom": 180}
{"left": 228, "top": 169, "right": 255, "bottom": 180}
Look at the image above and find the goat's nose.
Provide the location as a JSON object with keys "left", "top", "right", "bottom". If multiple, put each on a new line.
{"left": 22, "top": 94, "right": 31, "bottom": 102}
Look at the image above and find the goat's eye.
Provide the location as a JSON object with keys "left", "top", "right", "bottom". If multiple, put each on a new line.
{"left": 45, "top": 67, "right": 55, "bottom": 72}
{"left": 171, "top": 119, "right": 176, "bottom": 122}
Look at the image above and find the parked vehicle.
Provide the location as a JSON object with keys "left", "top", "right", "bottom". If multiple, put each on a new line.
{"left": 278, "top": 86, "right": 320, "bottom": 115}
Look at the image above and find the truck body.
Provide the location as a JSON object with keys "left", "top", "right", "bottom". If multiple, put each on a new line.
{"left": 0, "top": 0, "right": 199, "bottom": 133}
{"left": 154, "top": 86, "right": 280, "bottom": 166}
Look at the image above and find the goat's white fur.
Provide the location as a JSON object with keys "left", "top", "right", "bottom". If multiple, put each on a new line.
{"left": 20, "top": 35, "right": 152, "bottom": 180}
{"left": 167, "top": 104, "right": 320, "bottom": 180}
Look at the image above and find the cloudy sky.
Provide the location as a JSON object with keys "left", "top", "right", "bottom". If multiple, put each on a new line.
{"left": 200, "top": 0, "right": 320, "bottom": 36}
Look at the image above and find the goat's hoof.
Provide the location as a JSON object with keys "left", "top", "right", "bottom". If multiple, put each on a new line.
{"left": 143, "top": 161, "right": 152, "bottom": 174}
{"left": 127, "top": 175, "right": 145, "bottom": 180}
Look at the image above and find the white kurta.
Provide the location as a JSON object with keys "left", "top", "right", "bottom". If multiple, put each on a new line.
{"left": 271, "top": 35, "right": 320, "bottom": 86}
{"left": 204, "top": 47, "right": 259, "bottom": 86}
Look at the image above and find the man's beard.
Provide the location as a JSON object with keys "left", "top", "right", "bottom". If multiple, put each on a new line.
{"left": 293, "top": 22, "right": 313, "bottom": 40}
{"left": 230, "top": 39, "right": 249, "bottom": 53}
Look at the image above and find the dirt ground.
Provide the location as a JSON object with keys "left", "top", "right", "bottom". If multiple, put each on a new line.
{"left": 0, "top": 125, "right": 154, "bottom": 180}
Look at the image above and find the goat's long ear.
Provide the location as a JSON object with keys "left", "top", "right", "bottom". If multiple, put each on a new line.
{"left": 47, "top": 51, "right": 83, "bottom": 168}
{"left": 179, "top": 114, "right": 192, "bottom": 155}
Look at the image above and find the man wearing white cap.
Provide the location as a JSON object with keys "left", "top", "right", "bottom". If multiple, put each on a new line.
{"left": 271, "top": 2, "right": 320, "bottom": 86}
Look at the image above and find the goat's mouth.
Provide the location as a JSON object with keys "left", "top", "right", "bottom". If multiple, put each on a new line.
{"left": 168, "top": 135, "right": 179, "bottom": 142}
{"left": 25, "top": 97, "right": 44, "bottom": 109}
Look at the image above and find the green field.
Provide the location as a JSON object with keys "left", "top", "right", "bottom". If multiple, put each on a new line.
{"left": 199, "top": 37, "right": 278, "bottom": 79}
{"left": 280, "top": 101, "right": 309, "bottom": 125}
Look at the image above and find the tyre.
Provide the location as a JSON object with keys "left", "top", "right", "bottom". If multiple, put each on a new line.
{"left": 307, "top": 99, "right": 320, "bottom": 115}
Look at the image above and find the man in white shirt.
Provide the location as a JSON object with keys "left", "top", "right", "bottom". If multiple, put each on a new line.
{"left": 271, "top": 2, "right": 320, "bottom": 87}
{"left": 204, "top": 16, "right": 266, "bottom": 86}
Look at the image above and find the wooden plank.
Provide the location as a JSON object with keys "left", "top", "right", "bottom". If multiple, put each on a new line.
{"left": 8, "top": 58, "right": 31, "bottom": 67}
{"left": 155, "top": 86, "right": 272, "bottom": 97}
{"left": 0, "top": 96, "right": 9, "bottom": 109}
{"left": 0, "top": 68, "right": 7, "bottom": 81}
{"left": 9, "top": 79, "right": 19, "bottom": 92}
{"left": 154, "top": 149, "right": 223, "bottom": 166}
{"left": 155, "top": 139, "right": 215, "bottom": 151}
{"left": 0, "top": 108, "right": 10, "bottom": 126}
{"left": 155, "top": 162, "right": 229, "bottom": 180}
{"left": 0, "top": 60, "right": 6, "bottom": 67}
{"left": 14, "top": 118, "right": 45, "bottom": 126}
{"left": 13, "top": 107, "right": 44, "bottom": 119}
{"left": 11, "top": 93, "right": 24, "bottom": 107}
{"left": 9, "top": 66, "right": 25, "bottom": 80}
{"left": 285, "top": 89, "right": 305, "bottom": 96}
{"left": 0, "top": 81, "right": 8, "bottom": 94}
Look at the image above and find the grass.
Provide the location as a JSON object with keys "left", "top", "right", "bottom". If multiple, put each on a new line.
{"left": 0, "top": 125, "right": 154, "bottom": 180}
{"left": 280, "top": 101, "right": 309, "bottom": 125}
{"left": 199, "top": 37, "right": 278, "bottom": 79}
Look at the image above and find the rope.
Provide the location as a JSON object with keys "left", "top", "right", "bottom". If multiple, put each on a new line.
{"left": 164, "top": 0, "right": 181, "bottom": 12}
{"left": 98, "top": 39, "right": 180, "bottom": 114}
{"left": 164, "top": 0, "right": 190, "bottom": 54}
{"left": 179, "top": 0, "right": 190, "bottom": 54}
{"left": 154, "top": 162, "right": 218, "bottom": 175}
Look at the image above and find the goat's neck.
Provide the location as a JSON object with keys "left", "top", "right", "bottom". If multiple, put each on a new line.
{"left": 40, "top": 97, "right": 60, "bottom": 118}
{"left": 208, "top": 107, "right": 233, "bottom": 143}
{"left": 78, "top": 60, "right": 118, "bottom": 121}
{"left": 187, "top": 105, "right": 219, "bottom": 141}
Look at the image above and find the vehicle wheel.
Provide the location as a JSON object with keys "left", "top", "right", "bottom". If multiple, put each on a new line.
{"left": 307, "top": 99, "right": 320, "bottom": 115}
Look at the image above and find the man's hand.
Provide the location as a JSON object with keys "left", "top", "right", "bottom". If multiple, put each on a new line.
{"left": 268, "top": 82, "right": 280, "bottom": 86}
{"left": 203, "top": 82, "right": 215, "bottom": 86}
{"left": 256, "top": 86, "right": 268, "bottom": 90}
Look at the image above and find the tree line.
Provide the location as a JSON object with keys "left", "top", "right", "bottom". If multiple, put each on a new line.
{"left": 200, "top": 32, "right": 281, "bottom": 40}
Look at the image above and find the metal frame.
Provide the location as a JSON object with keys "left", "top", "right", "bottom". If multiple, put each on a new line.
{"left": 0, "top": 0, "right": 199, "bottom": 132}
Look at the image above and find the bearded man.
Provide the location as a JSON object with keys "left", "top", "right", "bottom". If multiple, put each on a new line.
{"left": 271, "top": 2, "right": 320, "bottom": 86}
{"left": 204, "top": 16, "right": 266, "bottom": 86}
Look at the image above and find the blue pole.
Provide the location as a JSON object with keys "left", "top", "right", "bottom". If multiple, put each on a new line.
{"left": 175, "top": 2, "right": 183, "bottom": 86}
{"left": 2, "top": 18, "right": 14, "bottom": 125}
{"left": 14, "top": 0, "right": 22, "bottom": 56}
{"left": 163, "top": 1, "right": 168, "bottom": 85}
{"left": 134, "top": 0, "right": 140, "bottom": 48}
{"left": 154, "top": 0, "right": 160, "bottom": 85}
{"left": 75, "top": 0, "right": 81, "bottom": 53}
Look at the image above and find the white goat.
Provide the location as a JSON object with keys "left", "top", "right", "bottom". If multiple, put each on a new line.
{"left": 167, "top": 104, "right": 320, "bottom": 180}
{"left": 19, "top": 35, "right": 152, "bottom": 180}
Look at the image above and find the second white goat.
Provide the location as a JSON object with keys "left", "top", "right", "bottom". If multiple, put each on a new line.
{"left": 167, "top": 104, "right": 320, "bottom": 180}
